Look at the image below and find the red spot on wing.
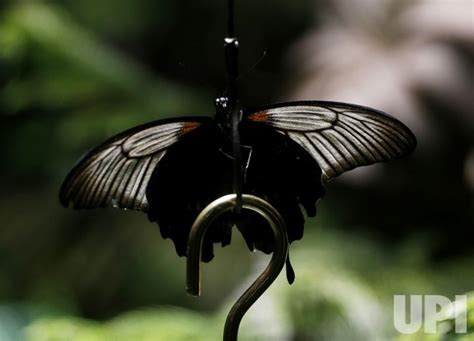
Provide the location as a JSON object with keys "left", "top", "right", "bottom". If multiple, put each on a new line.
{"left": 182, "top": 122, "right": 201, "bottom": 134}
{"left": 248, "top": 111, "right": 269, "bottom": 122}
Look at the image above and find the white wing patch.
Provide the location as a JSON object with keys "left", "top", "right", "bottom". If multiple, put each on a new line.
{"left": 248, "top": 102, "right": 416, "bottom": 182}
{"left": 60, "top": 120, "right": 202, "bottom": 211}
{"left": 122, "top": 122, "right": 186, "bottom": 157}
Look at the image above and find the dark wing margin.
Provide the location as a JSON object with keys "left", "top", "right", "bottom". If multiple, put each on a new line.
{"left": 60, "top": 117, "right": 208, "bottom": 211}
{"left": 245, "top": 101, "right": 416, "bottom": 182}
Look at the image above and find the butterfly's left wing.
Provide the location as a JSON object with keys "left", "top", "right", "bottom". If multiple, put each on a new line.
{"left": 245, "top": 101, "right": 416, "bottom": 182}
{"left": 60, "top": 117, "right": 209, "bottom": 212}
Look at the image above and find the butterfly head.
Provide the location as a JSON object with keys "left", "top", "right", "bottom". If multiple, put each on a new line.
{"left": 215, "top": 96, "right": 231, "bottom": 129}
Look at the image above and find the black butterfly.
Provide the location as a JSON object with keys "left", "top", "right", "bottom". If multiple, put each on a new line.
{"left": 60, "top": 98, "right": 416, "bottom": 283}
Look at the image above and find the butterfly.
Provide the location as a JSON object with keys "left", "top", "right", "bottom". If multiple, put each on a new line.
{"left": 60, "top": 98, "right": 416, "bottom": 283}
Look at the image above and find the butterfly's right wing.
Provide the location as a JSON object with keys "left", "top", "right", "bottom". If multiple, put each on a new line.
{"left": 245, "top": 101, "right": 416, "bottom": 182}
{"left": 60, "top": 117, "right": 209, "bottom": 212}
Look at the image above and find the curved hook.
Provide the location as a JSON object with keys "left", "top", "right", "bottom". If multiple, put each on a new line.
{"left": 186, "top": 194, "right": 288, "bottom": 341}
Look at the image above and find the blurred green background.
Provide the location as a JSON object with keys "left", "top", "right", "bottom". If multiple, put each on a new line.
{"left": 0, "top": 0, "right": 472, "bottom": 340}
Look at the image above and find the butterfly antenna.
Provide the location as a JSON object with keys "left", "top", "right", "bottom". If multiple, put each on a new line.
{"left": 225, "top": 0, "right": 243, "bottom": 213}
{"left": 237, "top": 50, "right": 267, "bottom": 82}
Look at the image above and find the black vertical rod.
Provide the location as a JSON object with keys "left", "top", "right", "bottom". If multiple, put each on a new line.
{"left": 225, "top": 0, "right": 242, "bottom": 212}
{"left": 228, "top": 0, "right": 235, "bottom": 37}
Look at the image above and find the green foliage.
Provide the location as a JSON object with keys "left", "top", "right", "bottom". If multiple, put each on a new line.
{"left": 25, "top": 308, "right": 220, "bottom": 341}
{"left": 17, "top": 227, "right": 474, "bottom": 340}
{"left": 1, "top": 2, "right": 206, "bottom": 113}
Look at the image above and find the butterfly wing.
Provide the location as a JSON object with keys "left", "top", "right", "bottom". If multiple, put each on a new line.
{"left": 59, "top": 117, "right": 209, "bottom": 211}
{"left": 245, "top": 101, "right": 416, "bottom": 182}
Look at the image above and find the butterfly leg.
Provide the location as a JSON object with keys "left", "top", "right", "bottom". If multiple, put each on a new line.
{"left": 218, "top": 144, "right": 252, "bottom": 184}
{"left": 241, "top": 144, "right": 253, "bottom": 183}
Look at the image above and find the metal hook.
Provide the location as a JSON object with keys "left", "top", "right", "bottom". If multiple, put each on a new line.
{"left": 186, "top": 194, "right": 289, "bottom": 341}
